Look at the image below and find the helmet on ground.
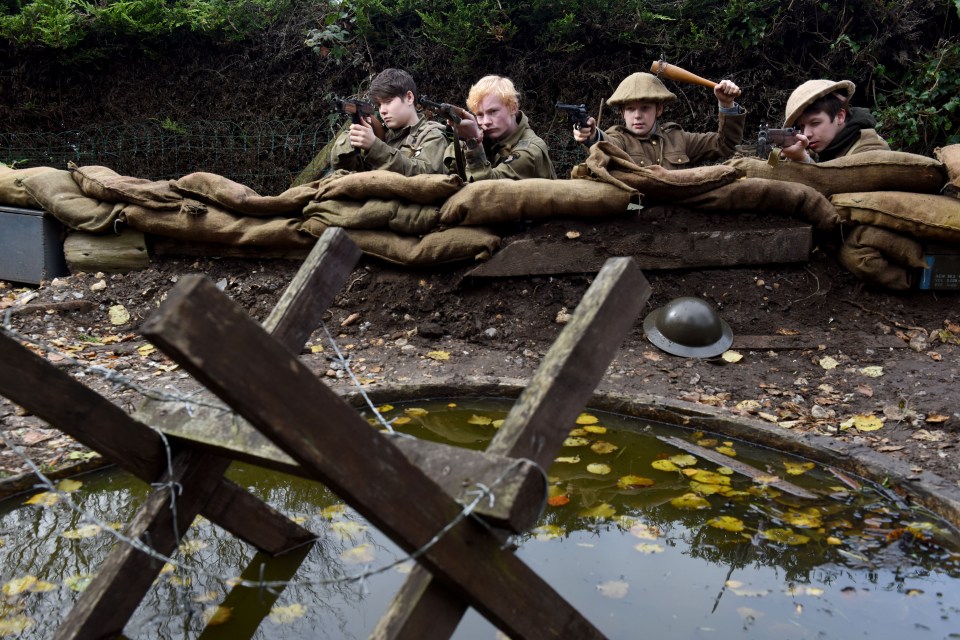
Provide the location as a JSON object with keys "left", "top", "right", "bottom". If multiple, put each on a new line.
{"left": 642, "top": 297, "right": 733, "bottom": 358}
{"left": 607, "top": 72, "right": 677, "bottom": 107}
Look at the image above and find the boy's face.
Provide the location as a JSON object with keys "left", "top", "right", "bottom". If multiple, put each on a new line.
{"left": 377, "top": 91, "right": 418, "bottom": 130}
{"left": 621, "top": 101, "right": 663, "bottom": 137}
{"left": 474, "top": 94, "right": 518, "bottom": 142}
{"left": 795, "top": 108, "right": 847, "bottom": 152}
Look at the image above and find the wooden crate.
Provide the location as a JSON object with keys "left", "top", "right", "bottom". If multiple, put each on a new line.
{"left": 0, "top": 205, "right": 69, "bottom": 285}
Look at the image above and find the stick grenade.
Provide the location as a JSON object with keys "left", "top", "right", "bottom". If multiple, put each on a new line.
{"left": 650, "top": 60, "right": 718, "bottom": 90}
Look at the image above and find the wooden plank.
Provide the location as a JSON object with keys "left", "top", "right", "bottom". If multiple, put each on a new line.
{"left": 56, "top": 450, "right": 233, "bottom": 640}
{"left": 0, "top": 331, "right": 314, "bottom": 555}
{"left": 467, "top": 226, "right": 812, "bottom": 277}
{"left": 151, "top": 237, "right": 311, "bottom": 261}
{"left": 376, "top": 257, "right": 650, "bottom": 640}
{"left": 657, "top": 435, "right": 817, "bottom": 499}
{"left": 63, "top": 228, "right": 149, "bottom": 274}
{"left": 136, "top": 397, "right": 546, "bottom": 533}
{"left": 140, "top": 274, "right": 606, "bottom": 640}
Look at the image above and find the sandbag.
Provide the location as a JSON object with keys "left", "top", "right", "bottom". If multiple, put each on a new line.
{"left": 439, "top": 178, "right": 636, "bottom": 226}
{"left": 0, "top": 166, "right": 59, "bottom": 208}
{"left": 121, "top": 203, "right": 314, "bottom": 248}
{"left": 572, "top": 141, "right": 740, "bottom": 198}
{"left": 935, "top": 144, "right": 960, "bottom": 198}
{"left": 837, "top": 225, "right": 925, "bottom": 291}
{"left": 672, "top": 177, "right": 841, "bottom": 230}
{"left": 344, "top": 226, "right": 500, "bottom": 266}
{"left": 173, "top": 172, "right": 325, "bottom": 216}
{"left": 317, "top": 170, "right": 463, "bottom": 204}
{"left": 19, "top": 169, "right": 125, "bottom": 233}
{"left": 725, "top": 150, "right": 947, "bottom": 196}
{"left": 831, "top": 191, "right": 960, "bottom": 243}
{"left": 302, "top": 199, "right": 440, "bottom": 235}
{"left": 69, "top": 163, "right": 185, "bottom": 211}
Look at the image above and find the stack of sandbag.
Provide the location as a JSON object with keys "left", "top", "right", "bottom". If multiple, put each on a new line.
{"left": 576, "top": 142, "right": 841, "bottom": 230}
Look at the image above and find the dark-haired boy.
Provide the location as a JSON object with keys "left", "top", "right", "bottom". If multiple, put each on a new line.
{"left": 330, "top": 68, "right": 448, "bottom": 175}
{"left": 779, "top": 79, "right": 889, "bottom": 163}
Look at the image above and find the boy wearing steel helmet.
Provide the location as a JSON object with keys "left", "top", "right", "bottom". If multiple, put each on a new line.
{"left": 779, "top": 79, "right": 889, "bottom": 163}
{"left": 572, "top": 72, "right": 745, "bottom": 169}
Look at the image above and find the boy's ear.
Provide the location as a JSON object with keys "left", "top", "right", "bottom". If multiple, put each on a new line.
{"left": 656, "top": 104, "right": 665, "bottom": 118}
{"left": 835, "top": 108, "right": 847, "bottom": 125}
{"left": 404, "top": 90, "right": 415, "bottom": 105}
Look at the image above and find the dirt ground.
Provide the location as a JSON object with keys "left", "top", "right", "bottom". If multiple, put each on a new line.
{"left": 1, "top": 222, "right": 959, "bottom": 499}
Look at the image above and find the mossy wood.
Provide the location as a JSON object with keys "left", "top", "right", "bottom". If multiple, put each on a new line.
{"left": 63, "top": 228, "right": 150, "bottom": 273}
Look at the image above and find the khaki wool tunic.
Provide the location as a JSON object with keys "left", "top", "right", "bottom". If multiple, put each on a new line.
{"left": 331, "top": 115, "right": 448, "bottom": 175}
{"left": 445, "top": 111, "right": 557, "bottom": 181}
{"left": 600, "top": 111, "right": 746, "bottom": 169}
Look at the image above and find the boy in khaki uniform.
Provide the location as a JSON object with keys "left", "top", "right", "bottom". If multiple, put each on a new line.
{"left": 443, "top": 75, "right": 556, "bottom": 181}
{"left": 573, "top": 72, "right": 745, "bottom": 169}
{"left": 779, "top": 79, "right": 889, "bottom": 163}
{"left": 331, "top": 68, "right": 448, "bottom": 175}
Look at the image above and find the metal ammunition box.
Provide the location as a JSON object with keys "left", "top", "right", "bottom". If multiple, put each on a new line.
{"left": 918, "top": 244, "right": 960, "bottom": 290}
{"left": 0, "top": 205, "right": 69, "bottom": 285}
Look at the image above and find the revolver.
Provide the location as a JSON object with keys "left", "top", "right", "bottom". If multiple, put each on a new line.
{"left": 757, "top": 124, "right": 800, "bottom": 158}
{"left": 555, "top": 102, "right": 590, "bottom": 130}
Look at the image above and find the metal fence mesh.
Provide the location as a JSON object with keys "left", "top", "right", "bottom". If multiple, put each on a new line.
{"left": 2, "top": 120, "right": 587, "bottom": 194}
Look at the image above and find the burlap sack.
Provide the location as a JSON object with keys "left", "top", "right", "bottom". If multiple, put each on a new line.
{"left": 571, "top": 141, "right": 740, "bottom": 198}
{"left": 317, "top": 170, "right": 463, "bottom": 204}
{"left": 19, "top": 169, "right": 125, "bottom": 233}
{"left": 69, "top": 163, "right": 184, "bottom": 211}
{"left": 122, "top": 203, "right": 314, "bottom": 248}
{"left": 302, "top": 199, "right": 440, "bottom": 235}
{"left": 344, "top": 226, "right": 500, "bottom": 266}
{"left": 673, "top": 177, "right": 841, "bottom": 230}
{"left": 439, "top": 178, "right": 636, "bottom": 226}
{"left": 0, "top": 166, "right": 59, "bottom": 208}
{"left": 837, "top": 225, "right": 925, "bottom": 290}
{"left": 831, "top": 191, "right": 960, "bottom": 243}
{"left": 173, "top": 172, "right": 324, "bottom": 216}
{"left": 725, "top": 150, "right": 947, "bottom": 196}
{"left": 935, "top": 144, "right": 960, "bottom": 195}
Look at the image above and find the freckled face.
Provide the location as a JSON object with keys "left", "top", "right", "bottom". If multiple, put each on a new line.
{"left": 621, "top": 101, "right": 663, "bottom": 136}
{"left": 474, "top": 94, "right": 518, "bottom": 142}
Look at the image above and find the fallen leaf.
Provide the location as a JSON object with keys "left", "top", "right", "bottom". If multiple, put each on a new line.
{"left": 586, "top": 463, "right": 612, "bottom": 475}
{"left": 563, "top": 436, "right": 590, "bottom": 447}
{"left": 708, "top": 516, "right": 745, "bottom": 532}
{"left": 617, "top": 475, "right": 655, "bottom": 489}
{"left": 204, "top": 605, "right": 232, "bottom": 626}
{"left": 533, "top": 524, "right": 565, "bottom": 540}
{"left": 0, "top": 616, "right": 34, "bottom": 634}
{"left": 341, "top": 543, "right": 375, "bottom": 564}
{"left": 425, "top": 350, "right": 450, "bottom": 361}
{"left": 858, "top": 365, "right": 884, "bottom": 378}
{"left": 840, "top": 414, "right": 884, "bottom": 432}
{"left": 269, "top": 603, "right": 307, "bottom": 624}
{"left": 818, "top": 356, "right": 839, "bottom": 370}
{"left": 578, "top": 503, "right": 616, "bottom": 519}
{"left": 467, "top": 414, "right": 492, "bottom": 425}
{"left": 576, "top": 413, "right": 599, "bottom": 425}
{"left": 62, "top": 524, "right": 102, "bottom": 539}
{"left": 856, "top": 384, "right": 874, "bottom": 397}
{"left": 633, "top": 543, "right": 665, "bottom": 554}
{"left": 565, "top": 230, "right": 581, "bottom": 239}
{"left": 547, "top": 495, "right": 570, "bottom": 507}
{"left": 721, "top": 350, "right": 743, "bottom": 363}
{"left": 925, "top": 414, "right": 950, "bottom": 424}
{"left": 761, "top": 528, "right": 810, "bottom": 545}
{"left": 597, "top": 579, "right": 629, "bottom": 599}
{"left": 783, "top": 461, "right": 815, "bottom": 476}
{"left": 776, "top": 328, "right": 800, "bottom": 336}
{"left": 590, "top": 441, "right": 618, "bottom": 454}
{"left": 670, "top": 493, "right": 711, "bottom": 510}
{"left": 582, "top": 425, "right": 607, "bottom": 434}
{"left": 108, "top": 304, "right": 130, "bottom": 325}
{"left": 554, "top": 455, "right": 580, "bottom": 464}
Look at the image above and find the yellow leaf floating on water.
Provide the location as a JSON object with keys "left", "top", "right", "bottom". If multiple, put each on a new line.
{"left": 651, "top": 459, "right": 679, "bottom": 472}
{"left": 392, "top": 416, "right": 411, "bottom": 425}
{"left": 320, "top": 504, "right": 346, "bottom": 519}
{"left": 533, "top": 524, "right": 565, "bottom": 540}
{"left": 62, "top": 524, "right": 102, "bottom": 539}
{"left": 426, "top": 350, "right": 450, "bottom": 361}
{"left": 633, "top": 543, "right": 665, "bottom": 554}
{"left": 826, "top": 536, "right": 843, "bottom": 545}
{"left": 840, "top": 414, "right": 884, "bottom": 432}
{"left": 467, "top": 414, "right": 492, "bottom": 426}
{"left": 404, "top": 407, "right": 429, "bottom": 417}
{"left": 341, "top": 543, "right": 375, "bottom": 564}
{"left": 762, "top": 528, "right": 810, "bottom": 545}
{"left": 0, "top": 616, "right": 34, "bottom": 634}
{"left": 269, "top": 603, "right": 307, "bottom": 624}
{"left": 782, "top": 509, "right": 822, "bottom": 529}
{"left": 617, "top": 475, "right": 655, "bottom": 489}
{"left": 627, "top": 522, "right": 661, "bottom": 540}
{"left": 586, "top": 463, "right": 612, "bottom": 475}
{"left": 579, "top": 503, "right": 616, "bottom": 519}
{"left": 555, "top": 455, "right": 581, "bottom": 464}
{"left": 783, "top": 461, "right": 815, "bottom": 475}
{"left": 179, "top": 539, "right": 208, "bottom": 556}
{"left": 722, "top": 350, "right": 743, "bottom": 363}
{"left": 708, "top": 516, "right": 745, "bottom": 532}
{"left": 583, "top": 425, "right": 607, "bottom": 434}
{"left": 492, "top": 419, "right": 503, "bottom": 429}
{"left": 690, "top": 470, "right": 731, "bottom": 485}
{"left": 64, "top": 574, "right": 94, "bottom": 592}
{"left": 670, "top": 493, "right": 711, "bottom": 510}
{"left": 24, "top": 491, "right": 59, "bottom": 507}
{"left": 568, "top": 427, "right": 588, "bottom": 436}
{"left": 3, "top": 576, "right": 38, "bottom": 596}
{"left": 563, "top": 436, "right": 591, "bottom": 447}
{"left": 690, "top": 481, "right": 724, "bottom": 495}
{"left": 576, "top": 413, "right": 599, "bottom": 425}
{"left": 596, "top": 579, "right": 629, "bottom": 599}
{"left": 715, "top": 446, "right": 737, "bottom": 457}
{"left": 57, "top": 479, "right": 83, "bottom": 493}
{"left": 204, "top": 605, "right": 233, "bottom": 626}
{"left": 819, "top": 356, "right": 839, "bottom": 370}
{"left": 330, "top": 521, "right": 367, "bottom": 540}
{"left": 669, "top": 454, "right": 698, "bottom": 467}
{"left": 590, "top": 441, "right": 618, "bottom": 454}
{"left": 376, "top": 404, "right": 394, "bottom": 413}
{"left": 859, "top": 365, "right": 884, "bottom": 378}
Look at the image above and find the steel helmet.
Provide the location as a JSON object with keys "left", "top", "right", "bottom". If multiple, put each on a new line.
{"left": 643, "top": 297, "right": 733, "bottom": 358}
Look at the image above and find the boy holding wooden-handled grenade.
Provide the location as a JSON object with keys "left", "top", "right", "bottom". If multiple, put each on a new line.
{"left": 571, "top": 61, "right": 746, "bottom": 169}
